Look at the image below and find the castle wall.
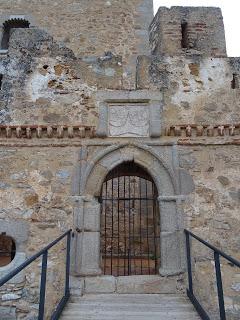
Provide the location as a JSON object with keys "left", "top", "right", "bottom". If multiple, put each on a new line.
{"left": 0, "top": 140, "right": 239, "bottom": 318}
{"left": 150, "top": 7, "right": 227, "bottom": 57}
{"left": 0, "top": 3, "right": 239, "bottom": 320}
{"left": 0, "top": 0, "right": 153, "bottom": 88}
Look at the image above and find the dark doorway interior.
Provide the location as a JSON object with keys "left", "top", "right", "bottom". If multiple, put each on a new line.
{"left": 0, "top": 234, "right": 16, "bottom": 267}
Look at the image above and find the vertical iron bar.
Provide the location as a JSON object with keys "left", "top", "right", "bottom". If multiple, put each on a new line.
{"left": 128, "top": 176, "right": 131, "bottom": 275}
{"left": 65, "top": 231, "right": 71, "bottom": 297}
{"left": 128, "top": 249, "right": 130, "bottom": 275}
{"left": 145, "top": 179, "right": 150, "bottom": 275}
{"left": 124, "top": 176, "right": 126, "bottom": 276}
{"left": 38, "top": 251, "right": 48, "bottom": 320}
{"left": 139, "top": 177, "right": 143, "bottom": 274}
{"left": 185, "top": 231, "right": 193, "bottom": 295}
{"left": 133, "top": 177, "right": 136, "bottom": 275}
{"left": 111, "top": 178, "right": 114, "bottom": 275}
{"left": 214, "top": 252, "right": 226, "bottom": 320}
{"left": 152, "top": 182, "right": 158, "bottom": 274}
{"left": 117, "top": 175, "right": 120, "bottom": 276}
{"left": 104, "top": 181, "right": 107, "bottom": 275}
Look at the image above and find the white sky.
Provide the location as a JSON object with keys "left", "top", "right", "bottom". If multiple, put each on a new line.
{"left": 153, "top": 0, "right": 239, "bottom": 57}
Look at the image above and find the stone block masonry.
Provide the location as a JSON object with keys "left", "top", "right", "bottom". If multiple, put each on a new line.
{"left": 150, "top": 7, "right": 227, "bottom": 57}
{"left": 0, "top": 2, "right": 239, "bottom": 320}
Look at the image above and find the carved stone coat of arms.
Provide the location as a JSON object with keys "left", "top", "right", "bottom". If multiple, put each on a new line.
{"left": 109, "top": 104, "right": 150, "bottom": 137}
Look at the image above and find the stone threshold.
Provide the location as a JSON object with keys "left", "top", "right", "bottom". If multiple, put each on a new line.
{"left": 70, "top": 275, "right": 185, "bottom": 296}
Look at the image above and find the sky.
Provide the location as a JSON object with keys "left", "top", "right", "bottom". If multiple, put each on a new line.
{"left": 153, "top": 0, "right": 239, "bottom": 57}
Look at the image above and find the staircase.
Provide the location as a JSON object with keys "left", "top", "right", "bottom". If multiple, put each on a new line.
{"left": 60, "top": 294, "right": 201, "bottom": 320}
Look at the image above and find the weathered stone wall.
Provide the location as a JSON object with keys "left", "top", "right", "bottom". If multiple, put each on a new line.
{"left": 0, "top": 2, "right": 239, "bottom": 320}
{"left": 180, "top": 144, "right": 240, "bottom": 319}
{"left": 0, "top": 0, "right": 153, "bottom": 88}
{"left": 0, "top": 139, "right": 239, "bottom": 318}
{"left": 0, "top": 28, "right": 124, "bottom": 125}
{"left": 150, "top": 7, "right": 227, "bottom": 57}
{"left": 0, "top": 146, "right": 76, "bottom": 319}
{"left": 137, "top": 55, "right": 240, "bottom": 125}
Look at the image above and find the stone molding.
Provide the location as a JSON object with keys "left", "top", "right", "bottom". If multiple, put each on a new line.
{"left": 166, "top": 124, "right": 240, "bottom": 137}
{"left": 82, "top": 143, "right": 178, "bottom": 197}
{"left": 71, "top": 143, "right": 194, "bottom": 277}
{"left": 0, "top": 123, "right": 239, "bottom": 140}
{"left": 0, "top": 125, "right": 96, "bottom": 139}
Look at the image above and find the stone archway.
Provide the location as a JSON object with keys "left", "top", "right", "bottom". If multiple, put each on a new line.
{"left": 71, "top": 143, "right": 194, "bottom": 277}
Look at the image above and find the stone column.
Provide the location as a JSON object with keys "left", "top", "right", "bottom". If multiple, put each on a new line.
{"left": 158, "top": 196, "right": 186, "bottom": 276}
{"left": 72, "top": 196, "right": 102, "bottom": 276}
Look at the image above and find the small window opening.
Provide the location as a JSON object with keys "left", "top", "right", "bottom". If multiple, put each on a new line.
{"left": 181, "top": 22, "right": 188, "bottom": 49}
{"left": 0, "top": 75, "right": 2, "bottom": 90}
{"left": 0, "top": 234, "right": 16, "bottom": 267}
{"left": 231, "top": 73, "right": 239, "bottom": 89}
{"left": 1, "top": 19, "right": 30, "bottom": 50}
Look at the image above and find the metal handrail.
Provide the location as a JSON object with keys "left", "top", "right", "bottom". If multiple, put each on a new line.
{"left": 184, "top": 229, "right": 240, "bottom": 320}
{"left": 0, "top": 229, "right": 72, "bottom": 320}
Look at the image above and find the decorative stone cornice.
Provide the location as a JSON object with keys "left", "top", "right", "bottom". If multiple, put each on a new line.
{"left": 166, "top": 124, "right": 240, "bottom": 137}
{"left": 0, "top": 125, "right": 96, "bottom": 139}
{"left": 0, "top": 123, "right": 240, "bottom": 140}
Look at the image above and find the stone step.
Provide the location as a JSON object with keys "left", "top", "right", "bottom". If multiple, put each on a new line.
{"left": 79, "top": 275, "right": 181, "bottom": 294}
{"left": 60, "top": 294, "right": 201, "bottom": 320}
{"left": 70, "top": 293, "right": 187, "bottom": 303}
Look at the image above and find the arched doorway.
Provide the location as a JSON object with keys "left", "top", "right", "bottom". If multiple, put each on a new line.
{"left": 100, "top": 161, "right": 160, "bottom": 276}
{"left": 72, "top": 144, "right": 193, "bottom": 277}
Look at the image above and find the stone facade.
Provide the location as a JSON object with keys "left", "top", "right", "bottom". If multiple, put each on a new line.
{"left": 0, "top": 1, "right": 239, "bottom": 319}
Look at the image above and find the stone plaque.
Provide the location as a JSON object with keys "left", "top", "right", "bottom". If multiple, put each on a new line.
{"left": 108, "top": 104, "right": 150, "bottom": 137}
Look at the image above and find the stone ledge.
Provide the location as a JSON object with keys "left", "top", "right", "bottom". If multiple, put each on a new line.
{"left": 166, "top": 124, "right": 240, "bottom": 137}
{"left": 0, "top": 123, "right": 239, "bottom": 140}
{"left": 0, "top": 125, "right": 96, "bottom": 139}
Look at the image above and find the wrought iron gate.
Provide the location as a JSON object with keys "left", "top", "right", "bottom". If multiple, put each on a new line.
{"left": 100, "top": 162, "right": 160, "bottom": 276}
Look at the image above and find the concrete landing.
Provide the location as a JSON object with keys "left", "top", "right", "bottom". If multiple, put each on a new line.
{"left": 60, "top": 294, "right": 201, "bottom": 320}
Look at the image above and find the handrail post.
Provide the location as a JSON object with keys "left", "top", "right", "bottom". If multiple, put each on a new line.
{"left": 185, "top": 231, "right": 193, "bottom": 295}
{"left": 214, "top": 251, "right": 226, "bottom": 320}
{"left": 38, "top": 251, "right": 48, "bottom": 320}
{"left": 65, "top": 231, "right": 71, "bottom": 296}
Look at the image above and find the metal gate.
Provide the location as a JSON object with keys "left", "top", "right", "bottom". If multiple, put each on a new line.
{"left": 100, "top": 162, "right": 160, "bottom": 276}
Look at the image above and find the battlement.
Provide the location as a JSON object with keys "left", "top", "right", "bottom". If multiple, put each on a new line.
{"left": 150, "top": 6, "right": 227, "bottom": 57}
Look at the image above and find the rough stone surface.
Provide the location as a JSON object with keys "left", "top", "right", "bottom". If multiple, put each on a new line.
{"left": 150, "top": 7, "right": 226, "bottom": 57}
{"left": 60, "top": 294, "right": 201, "bottom": 319}
{"left": 0, "top": 2, "right": 239, "bottom": 320}
{"left": 116, "top": 275, "right": 180, "bottom": 294}
{"left": 84, "top": 276, "right": 116, "bottom": 294}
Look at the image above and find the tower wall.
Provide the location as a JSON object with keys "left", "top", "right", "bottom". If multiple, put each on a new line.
{"left": 150, "top": 7, "right": 227, "bottom": 57}
{"left": 0, "top": 0, "right": 153, "bottom": 87}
